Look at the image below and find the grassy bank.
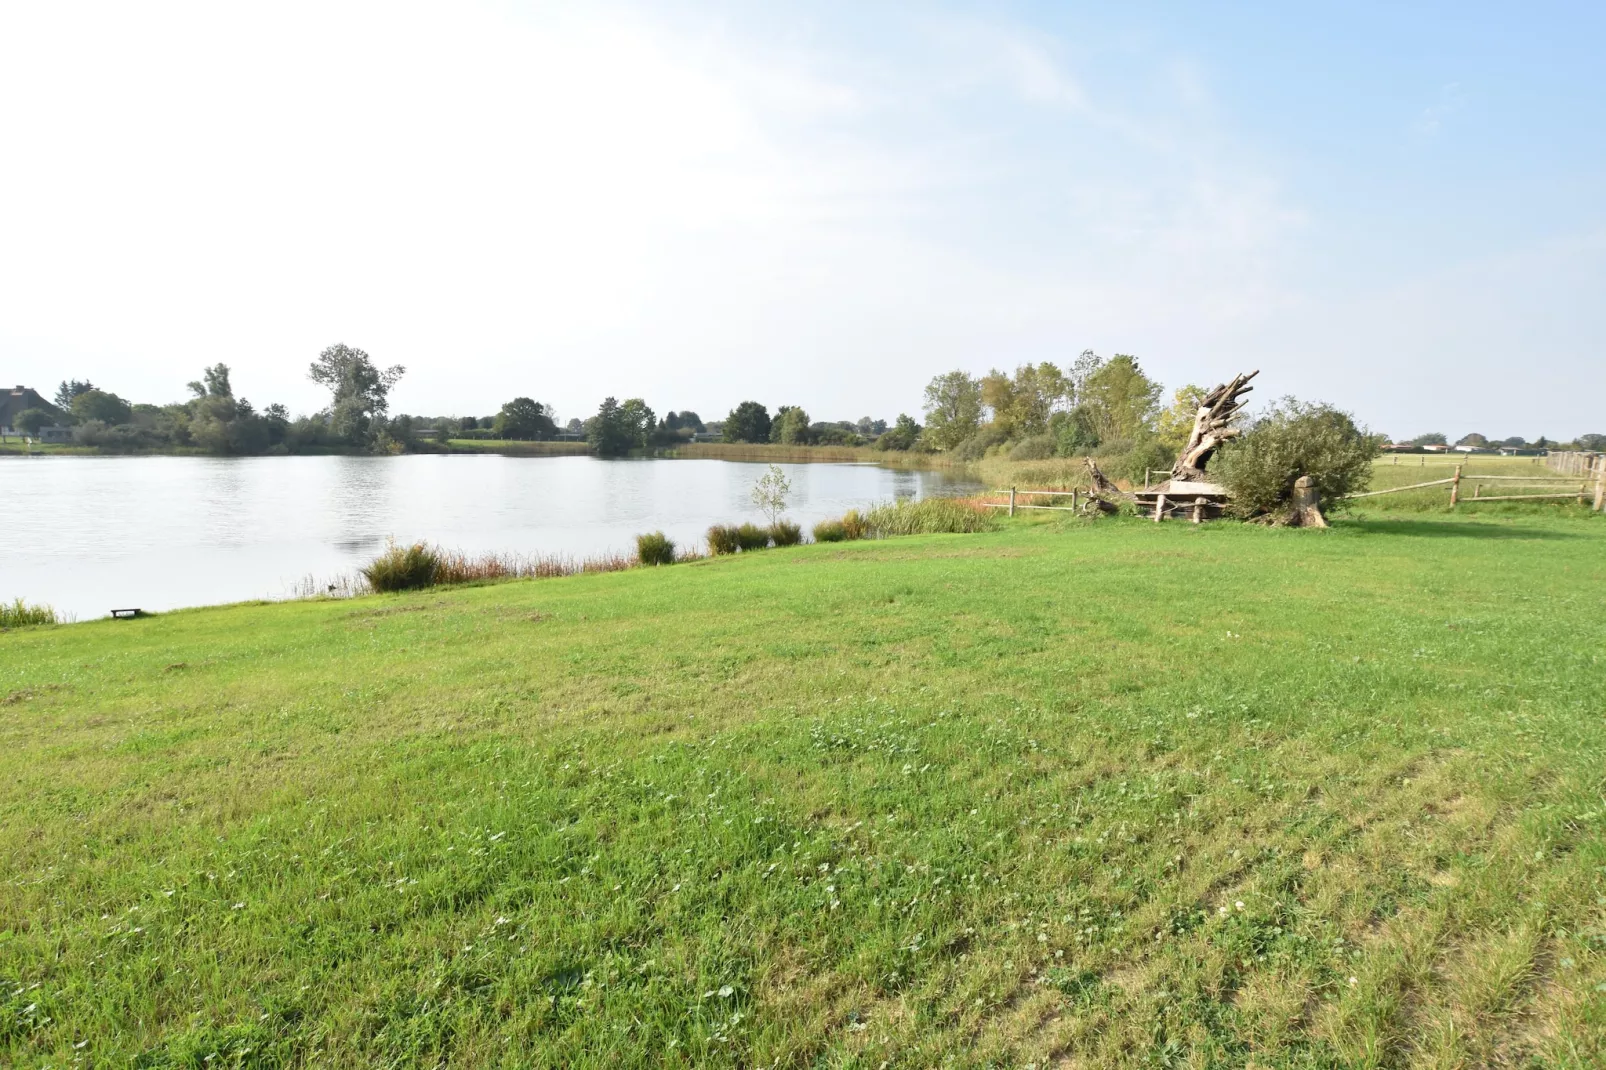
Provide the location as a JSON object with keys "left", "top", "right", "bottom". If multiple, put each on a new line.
{"left": 441, "top": 439, "right": 592, "bottom": 456}
{"left": 3, "top": 513, "right": 1604, "bottom": 1066}
{"left": 667, "top": 442, "right": 959, "bottom": 469}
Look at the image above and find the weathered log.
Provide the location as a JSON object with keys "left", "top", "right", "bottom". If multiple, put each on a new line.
{"left": 1170, "top": 370, "right": 1258, "bottom": 483}
{"left": 1080, "top": 457, "right": 1128, "bottom": 515}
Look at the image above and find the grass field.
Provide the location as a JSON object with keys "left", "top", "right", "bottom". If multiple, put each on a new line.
{"left": 441, "top": 440, "right": 592, "bottom": 456}
{"left": 3, "top": 510, "right": 1605, "bottom": 1066}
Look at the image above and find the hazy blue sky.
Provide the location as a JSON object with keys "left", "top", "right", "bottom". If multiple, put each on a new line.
{"left": 2, "top": 1, "right": 1601, "bottom": 439}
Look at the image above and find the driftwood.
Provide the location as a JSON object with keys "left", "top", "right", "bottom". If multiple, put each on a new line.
{"left": 1080, "top": 457, "right": 1128, "bottom": 515}
{"left": 1170, "top": 370, "right": 1258, "bottom": 483}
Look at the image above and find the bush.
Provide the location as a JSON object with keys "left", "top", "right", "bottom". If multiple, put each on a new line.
{"left": 1008, "top": 434, "right": 1056, "bottom": 461}
{"left": 769, "top": 520, "right": 803, "bottom": 547}
{"left": 0, "top": 598, "right": 58, "bottom": 628}
{"left": 951, "top": 425, "right": 1009, "bottom": 462}
{"left": 736, "top": 523, "right": 771, "bottom": 551}
{"left": 361, "top": 541, "right": 442, "bottom": 592}
{"left": 841, "top": 509, "right": 869, "bottom": 540}
{"left": 812, "top": 519, "right": 847, "bottom": 542}
{"left": 707, "top": 524, "right": 741, "bottom": 555}
{"left": 864, "top": 497, "right": 998, "bottom": 536}
{"left": 1215, "top": 399, "right": 1379, "bottom": 519}
{"left": 1114, "top": 437, "right": 1175, "bottom": 485}
{"left": 636, "top": 531, "right": 676, "bottom": 566}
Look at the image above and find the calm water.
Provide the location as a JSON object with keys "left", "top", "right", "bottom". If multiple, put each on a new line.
{"left": 3, "top": 455, "right": 978, "bottom": 620}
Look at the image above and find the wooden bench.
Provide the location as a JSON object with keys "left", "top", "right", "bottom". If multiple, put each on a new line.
{"left": 110, "top": 608, "right": 144, "bottom": 620}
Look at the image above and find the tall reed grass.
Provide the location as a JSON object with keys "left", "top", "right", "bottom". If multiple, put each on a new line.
{"left": 0, "top": 598, "right": 58, "bottom": 628}
{"left": 863, "top": 497, "right": 998, "bottom": 536}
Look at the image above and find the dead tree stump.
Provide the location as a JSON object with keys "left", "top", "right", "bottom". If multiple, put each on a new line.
{"left": 1286, "top": 475, "right": 1328, "bottom": 528}
{"left": 1170, "top": 370, "right": 1258, "bottom": 483}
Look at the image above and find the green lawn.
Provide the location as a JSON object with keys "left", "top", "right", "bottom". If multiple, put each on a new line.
{"left": 3, "top": 513, "right": 1604, "bottom": 1067}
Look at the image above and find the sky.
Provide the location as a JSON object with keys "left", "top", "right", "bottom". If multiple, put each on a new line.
{"left": 1, "top": 0, "right": 1602, "bottom": 440}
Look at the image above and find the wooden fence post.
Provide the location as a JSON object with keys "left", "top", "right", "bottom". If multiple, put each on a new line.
{"left": 1449, "top": 464, "right": 1462, "bottom": 507}
{"left": 1009, "top": 487, "right": 1016, "bottom": 517}
{"left": 1071, "top": 488, "right": 1079, "bottom": 512}
{"left": 1595, "top": 456, "right": 1606, "bottom": 512}
{"left": 1153, "top": 493, "right": 1167, "bottom": 523}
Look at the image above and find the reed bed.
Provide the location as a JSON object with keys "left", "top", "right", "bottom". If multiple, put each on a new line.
{"left": 295, "top": 545, "right": 653, "bottom": 600}
{"left": 0, "top": 598, "right": 59, "bottom": 628}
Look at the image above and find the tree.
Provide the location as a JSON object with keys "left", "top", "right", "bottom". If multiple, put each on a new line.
{"left": 1456, "top": 433, "right": 1489, "bottom": 448}
{"left": 493, "top": 398, "right": 557, "bottom": 441}
{"left": 619, "top": 399, "right": 656, "bottom": 449}
{"left": 723, "top": 401, "right": 772, "bottom": 443}
{"left": 54, "top": 379, "right": 95, "bottom": 409}
{"left": 771, "top": 406, "right": 812, "bottom": 445}
{"left": 1499, "top": 436, "right": 1527, "bottom": 448}
{"left": 14, "top": 409, "right": 51, "bottom": 436}
{"left": 1410, "top": 432, "right": 1448, "bottom": 447}
{"left": 187, "top": 364, "right": 233, "bottom": 399}
{"left": 71, "top": 389, "right": 133, "bottom": 425}
{"left": 922, "top": 371, "right": 982, "bottom": 451}
{"left": 586, "top": 397, "right": 639, "bottom": 456}
{"left": 873, "top": 413, "right": 922, "bottom": 451}
{"left": 981, "top": 363, "right": 1070, "bottom": 439}
{"left": 308, "top": 343, "right": 405, "bottom": 447}
{"left": 1215, "top": 399, "right": 1379, "bottom": 520}
{"left": 1067, "top": 350, "right": 1105, "bottom": 403}
{"left": 1079, "top": 355, "right": 1162, "bottom": 441}
{"left": 750, "top": 464, "right": 791, "bottom": 525}
{"left": 1578, "top": 433, "right": 1606, "bottom": 451}
{"left": 1156, "top": 384, "right": 1209, "bottom": 453}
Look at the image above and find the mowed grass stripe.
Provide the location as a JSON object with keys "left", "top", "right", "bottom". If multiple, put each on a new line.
{"left": 2, "top": 514, "right": 1604, "bottom": 1067}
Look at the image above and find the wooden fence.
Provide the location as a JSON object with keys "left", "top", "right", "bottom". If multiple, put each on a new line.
{"left": 1345, "top": 457, "right": 1606, "bottom": 511}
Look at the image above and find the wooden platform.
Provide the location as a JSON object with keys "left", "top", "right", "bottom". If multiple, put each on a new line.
{"left": 1132, "top": 481, "right": 1231, "bottom": 522}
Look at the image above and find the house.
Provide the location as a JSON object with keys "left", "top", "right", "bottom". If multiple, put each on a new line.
{"left": 0, "top": 385, "right": 71, "bottom": 440}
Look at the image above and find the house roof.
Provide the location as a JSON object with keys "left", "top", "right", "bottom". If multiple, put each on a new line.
{"left": 0, "top": 386, "right": 68, "bottom": 427}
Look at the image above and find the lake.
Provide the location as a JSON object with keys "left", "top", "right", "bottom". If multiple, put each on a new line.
{"left": 3, "top": 454, "right": 979, "bottom": 621}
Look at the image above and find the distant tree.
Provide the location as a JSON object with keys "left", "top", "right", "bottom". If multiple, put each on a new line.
{"left": 308, "top": 344, "right": 405, "bottom": 448}
{"left": 677, "top": 410, "right": 706, "bottom": 433}
{"left": 493, "top": 397, "right": 557, "bottom": 441}
{"left": 1578, "top": 433, "right": 1606, "bottom": 451}
{"left": 1078, "top": 355, "right": 1162, "bottom": 441}
{"left": 70, "top": 389, "right": 133, "bottom": 425}
{"left": 14, "top": 408, "right": 51, "bottom": 435}
{"left": 263, "top": 403, "right": 291, "bottom": 446}
{"left": 723, "top": 401, "right": 772, "bottom": 443}
{"left": 921, "top": 371, "right": 983, "bottom": 451}
{"left": 1156, "top": 384, "right": 1209, "bottom": 453}
{"left": 565, "top": 417, "right": 583, "bottom": 435}
{"left": 1534, "top": 436, "right": 1550, "bottom": 449}
{"left": 873, "top": 413, "right": 922, "bottom": 451}
{"left": 981, "top": 363, "right": 1070, "bottom": 439}
{"left": 54, "top": 379, "right": 96, "bottom": 409}
{"left": 771, "top": 406, "right": 812, "bottom": 445}
{"left": 460, "top": 415, "right": 479, "bottom": 431}
{"left": 1456, "top": 433, "right": 1489, "bottom": 448}
{"left": 1499, "top": 436, "right": 1526, "bottom": 448}
{"left": 1067, "top": 349, "right": 1105, "bottom": 402}
{"left": 856, "top": 416, "right": 887, "bottom": 437}
{"left": 586, "top": 397, "right": 647, "bottom": 456}
{"left": 620, "top": 399, "right": 656, "bottom": 447}
{"left": 1410, "top": 432, "right": 1448, "bottom": 447}
{"left": 187, "top": 363, "right": 233, "bottom": 399}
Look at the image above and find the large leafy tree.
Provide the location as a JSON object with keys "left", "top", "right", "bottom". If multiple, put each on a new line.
{"left": 70, "top": 389, "right": 133, "bottom": 425}
{"left": 873, "top": 413, "right": 922, "bottom": 452}
{"left": 1156, "top": 384, "right": 1209, "bottom": 453}
{"left": 493, "top": 398, "right": 557, "bottom": 441}
{"left": 723, "top": 401, "right": 771, "bottom": 443}
{"left": 54, "top": 379, "right": 95, "bottom": 409}
{"left": 1078, "top": 355, "right": 1162, "bottom": 441}
{"left": 980, "top": 362, "right": 1070, "bottom": 439}
{"left": 308, "top": 344, "right": 405, "bottom": 447}
{"left": 921, "top": 371, "right": 982, "bottom": 451}
{"left": 770, "top": 406, "right": 811, "bottom": 445}
{"left": 586, "top": 397, "right": 654, "bottom": 456}
{"left": 1215, "top": 399, "right": 1379, "bottom": 518}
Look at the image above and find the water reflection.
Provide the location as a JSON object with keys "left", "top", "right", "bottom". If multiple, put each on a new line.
{"left": 3, "top": 454, "right": 978, "bottom": 620}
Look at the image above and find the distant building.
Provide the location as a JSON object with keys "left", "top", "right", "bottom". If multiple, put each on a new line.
{"left": 0, "top": 385, "right": 71, "bottom": 440}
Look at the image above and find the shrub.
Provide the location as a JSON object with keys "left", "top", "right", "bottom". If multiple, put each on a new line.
{"left": 736, "top": 523, "right": 771, "bottom": 551}
{"left": 812, "top": 519, "right": 847, "bottom": 542}
{"left": 1215, "top": 399, "right": 1379, "bottom": 519}
{"left": 951, "top": 425, "right": 1009, "bottom": 462}
{"left": 0, "top": 598, "right": 58, "bottom": 628}
{"left": 1008, "top": 435, "right": 1056, "bottom": 461}
{"left": 769, "top": 520, "right": 803, "bottom": 547}
{"left": 840, "top": 509, "right": 869, "bottom": 540}
{"left": 1114, "top": 437, "right": 1175, "bottom": 485}
{"left": 707, "top": 524, "right": 741, "bottom": 555}
{"left": 636, "top": 531, "right": 676, "bottom": 566}
{"left": 361, "top": 541, "right": 442, "bottom": 592}
{"left": 864, "top": 497, "right": 998, "bottom": 536}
